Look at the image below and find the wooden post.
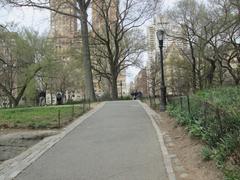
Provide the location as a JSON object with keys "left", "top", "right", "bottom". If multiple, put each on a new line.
{"left": 72, "top": 105, "right": 75, "bottom": 120}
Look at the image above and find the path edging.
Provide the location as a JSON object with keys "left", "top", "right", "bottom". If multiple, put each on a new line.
{"left": 139, "top": 101, "right": 176, "bottom": 180}
{"left": 0, "top": 102, "right": 105, "bottom": 180}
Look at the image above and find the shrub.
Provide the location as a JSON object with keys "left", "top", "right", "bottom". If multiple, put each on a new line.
{"left": 167, "top": 86, "right": 240, "bottom": 178}
{"left": 224, "top": 168, "right": 240, "bottom": 180}
{"left": 202, "top": 146, "right": 213, "bottom": 161}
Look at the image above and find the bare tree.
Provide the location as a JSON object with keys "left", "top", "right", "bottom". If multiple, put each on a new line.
{"left": 90, "top": 0, "right": 158, "bottom": 99}
{"left": 166, "top": 0, "right": 239, "bottom": 90}
{"left": 208, "top": 0, "right": 240, "bottom": 85}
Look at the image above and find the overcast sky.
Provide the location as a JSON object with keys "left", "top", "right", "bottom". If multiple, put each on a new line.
{"left": 0, "top": 0, "right": 178, "bottom": 85}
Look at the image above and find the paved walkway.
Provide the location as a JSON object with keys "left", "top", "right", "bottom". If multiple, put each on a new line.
{"left": 15, "top": 101, "right": 169, "bottom": 180}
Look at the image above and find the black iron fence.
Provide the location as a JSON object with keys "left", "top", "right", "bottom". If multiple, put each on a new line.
{"left": 168, "top": 95, "right": 240, "bottom": 165}
{"left": 143, "top": 95, "right": 240, "bottom": 147}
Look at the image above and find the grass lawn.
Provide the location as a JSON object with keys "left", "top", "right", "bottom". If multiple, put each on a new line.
{"left": 0, "top": 104, "right": 89, "bottom": 129}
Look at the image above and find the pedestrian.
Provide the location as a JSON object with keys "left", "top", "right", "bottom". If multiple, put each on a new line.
{"left": 56, "top": 92, "right": 62, "bottom": 105}
{"left": 39, "top": 91, "right": 46, "bottom": 106}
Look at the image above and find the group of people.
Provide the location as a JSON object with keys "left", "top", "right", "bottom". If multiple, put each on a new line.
{"left": 130, "top": 90, "right": 143, "bottom": 100}
{"left": 37, "top": 91, "right": 64, "bottom": 106}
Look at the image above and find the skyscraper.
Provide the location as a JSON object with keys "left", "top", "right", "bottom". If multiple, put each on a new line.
{"left": 49, "top": 0, "right": 78, "bottom": 53}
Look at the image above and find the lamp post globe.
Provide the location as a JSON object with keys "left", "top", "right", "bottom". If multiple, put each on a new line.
{"left": 236, "top": 36, "right": 240, "bottom": 45}
{"left": 156, "top": 30, "right": 164, "bottom": 39}
{"left": 156, "top": 29, "right": 167, "bottom": 112}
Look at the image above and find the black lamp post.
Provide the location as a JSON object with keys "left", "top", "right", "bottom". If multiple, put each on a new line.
{"left": 156, "top": 29, "right": 167, "bottom": 112}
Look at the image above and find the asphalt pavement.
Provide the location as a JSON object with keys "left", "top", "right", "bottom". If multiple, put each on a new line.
{"left": 15, "top": 101, "right": 169, "bottom": 180}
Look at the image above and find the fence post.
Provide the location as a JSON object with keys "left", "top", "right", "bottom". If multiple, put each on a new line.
{"left": 88, "top": 99, "right": 91, "bottom": 110}
{"left": 187, "top": 95, "right": 191, "bottom": 114}
{"left": 149, "top": 95, "right": 152, "bottom": 107}
{"left": 202, "top": 102, "right": 207, "bottom": 128}
{"left": 180, "top": 97, "right": 183, "bottom": 110}
{"left": 153, "top": 96, "right": 156, "bottom": 109}
{"left": 83, "top": 95, "right": 86, "bottom": 113}
{"left": 71, "top": 104, "right": 75, "bottom": 120}
{"left": 58, "top": 109, "right": 61, "bottom": 128}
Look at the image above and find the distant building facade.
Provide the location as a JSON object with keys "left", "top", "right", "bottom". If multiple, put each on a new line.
{"left": 49, "top": 0, "right": 78, "bottom": 52}
{"left": 48, "top": 0, "right": 82, "bottom": 104}
{"left": 134, "top": 68, "right": 148, "bottom": 96}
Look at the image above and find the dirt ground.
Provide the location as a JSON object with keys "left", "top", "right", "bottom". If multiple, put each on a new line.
{"left": 157, "top": 112, "right": 223, "bottom": 180}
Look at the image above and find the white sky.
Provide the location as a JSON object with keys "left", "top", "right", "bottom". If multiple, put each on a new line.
{"left": 0, "top": 0, "right": 178, "bottom": 85}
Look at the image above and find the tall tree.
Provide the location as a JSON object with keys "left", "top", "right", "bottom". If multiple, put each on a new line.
{"left": 2, "top": 0, "right": 96, "bottom": 101}
{"left": 90, "top": 0, "right": 158, "bottom": 99}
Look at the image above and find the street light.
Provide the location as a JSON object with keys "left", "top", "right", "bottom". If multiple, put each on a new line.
{"left": 156, "top": 29, "right": 167, "bottom": 112}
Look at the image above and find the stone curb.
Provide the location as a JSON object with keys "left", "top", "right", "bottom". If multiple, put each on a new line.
{"left": 138, "top": 101, "right": 176, "bottom": 180}
{"left": 0, "top": 102, "right": 105, "bottom": 180}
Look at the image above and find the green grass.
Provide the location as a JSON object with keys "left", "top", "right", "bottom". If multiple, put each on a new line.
{"left": 0, "top": 105, "right": 88, "bottom": 129}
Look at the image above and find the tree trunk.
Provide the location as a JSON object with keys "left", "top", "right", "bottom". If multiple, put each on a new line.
{"left": 80, "top": 8, "right": 96, "bottom": 101}
{"left": 151, "top": 78, "right": 156, "bottom": 98}
{"left": 218, "top": 61, "right": 224, "bottom": 85}
{"left": 227, "top": 68, "right": 240, "bottom": 85}
{"left": 197, "top": 69, "right": 203, "bottom": 90}
{"left": 234, "top": 78, "right": 240, "bottom": 85}
{"left": 207, "top": 62, "right": 216, "bottom": 86}
{"left": 111, "top": 77, "right": 118, "bottom": 100}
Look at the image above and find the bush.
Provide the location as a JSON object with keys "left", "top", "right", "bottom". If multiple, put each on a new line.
{"left": 167, "top": 86, "right": 240, "bottom": 177}
{"left": 224, "top": 168, "right": 240, "bottom": 180}
{"left": 201, "top": 146, "right": 213, "bottom": 161}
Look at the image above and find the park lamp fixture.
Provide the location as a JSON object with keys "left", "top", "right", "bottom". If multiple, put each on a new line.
{"left": 156, "top": 29, "right": 167, "bottom": 112}
{"left": 235, "top": 36, "right": 240, "bottom": 45}
{"left": 156, "top": 29, "right": 165, "bottom": 47}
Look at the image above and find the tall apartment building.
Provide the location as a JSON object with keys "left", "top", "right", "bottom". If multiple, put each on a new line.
{"left": 146, "top": 15, "right": 186, "bottom": 96}
{"left": 48, "top": 0, "right": 82, "bottom": 104}
{"left": 49, "top": 0, "right": 78, "bottom": 52}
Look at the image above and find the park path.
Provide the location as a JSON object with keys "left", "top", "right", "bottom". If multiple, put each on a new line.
{"left": 15, "top": 101, "right": 169, "bottom": 180}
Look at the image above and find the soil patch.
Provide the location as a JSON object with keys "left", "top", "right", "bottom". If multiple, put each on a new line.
{"left": 157, "top": 112, "right": 223, "bottom": 180}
